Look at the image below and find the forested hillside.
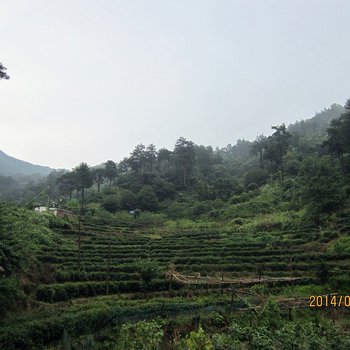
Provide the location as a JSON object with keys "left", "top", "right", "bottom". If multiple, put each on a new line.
{"left": 4, "top": 102, "right": 347, "bottom": 220}
{"left": 12, "top": 102, "right": 347, "bottom": 226}
{"left": 1, "top": 101, "right": 350, "bottom": 349}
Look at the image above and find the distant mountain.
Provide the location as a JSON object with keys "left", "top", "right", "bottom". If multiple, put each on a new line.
{"left": 0, "top": 150, "right": 54, "bottom": 177}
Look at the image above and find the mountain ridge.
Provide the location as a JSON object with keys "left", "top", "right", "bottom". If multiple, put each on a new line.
{"left": 0, "top": 150, "right": 54, "bottom": 177}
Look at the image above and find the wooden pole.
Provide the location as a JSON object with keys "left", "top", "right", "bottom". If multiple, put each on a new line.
{"left": 230, "top": 288, "right": 234, "bottom": 315}
{"left": 169, "top": 275, "right": 173, "bottom": 292}
{"left": 78, "top": 216, "right": 81, "bottom": 271}
{"left": 106, "top": 238, "right": 111, "bottom": 295}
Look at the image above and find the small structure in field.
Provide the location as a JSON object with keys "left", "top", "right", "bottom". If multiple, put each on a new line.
{"left": 51, "top": 208, "right": 75, "bottom": 219}
{"left": 34, "top": 205, "right": 48, "bottom": 213}
{"left": 34, "top": 205, "right": 75, "bottom": 219}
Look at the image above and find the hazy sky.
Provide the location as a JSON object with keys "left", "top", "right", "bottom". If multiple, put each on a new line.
{"left": 1, "top": 0, "right": 350, "bottom": 169}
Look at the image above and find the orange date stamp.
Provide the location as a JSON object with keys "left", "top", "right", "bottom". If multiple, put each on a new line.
{"left": 309, "top": 295, "right": 350, "bottom": 308}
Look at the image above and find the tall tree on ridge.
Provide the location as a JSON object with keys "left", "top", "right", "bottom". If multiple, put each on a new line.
{"left": 324, "top": 118, "right": 346, "bottom": 173}
{"left": 157, "top": 148, "right": 172, "bottom": 172}
{"left": 75, "top": 163, "right": 93, "bottom": 210}
{"left": 145, "top": 144, "right": 157, "bottom": 172}
{"left": 250, "top": 135, "right": 267, "bottom": 169}
{"left": 130, "top": 144, "right": 146, "bottom": 173}
{"left": 174, "top": 137, "right": 195, "bottom": 186}
{"left": 56, "top": 172, "right": 77, "bottom": 201}
{"left": 104, "top": 160, "right": 117, "bottom": 188}
{"left": 92, "top": 168, "right": 105, "bottom": 192}
{"left": 264, "top": 124, "right": 291, "bottom": 180}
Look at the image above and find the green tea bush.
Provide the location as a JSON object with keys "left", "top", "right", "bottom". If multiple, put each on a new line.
{"left": 35, "top": 279, "right": 182, "bottom": 302}
{"left": 0, "top": 277, "right": 25, "bottom": 317}
{"left": 115, "top": 319, "right": 163, "bottom": 350}
{"left": 177, "top": 326, "right": 213, "bottom": 350}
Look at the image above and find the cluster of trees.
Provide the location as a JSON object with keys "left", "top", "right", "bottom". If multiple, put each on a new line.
{"left": 54, "top": 137, "right": 242, "bottom": 215}
{"left": 56, "top": 161, "right": 117, "bottom": 209}
{"left": 2, "top": 100, "right": 347, "bottom": 223}
{"left": 118, "top": 137, "right": 200, "bottom": 187}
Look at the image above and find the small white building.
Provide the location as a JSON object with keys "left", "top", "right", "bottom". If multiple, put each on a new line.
{"left": 34, "top": 205, "right": 48, "bottom": 213}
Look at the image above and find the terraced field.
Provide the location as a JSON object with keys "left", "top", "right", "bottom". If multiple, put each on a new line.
{"left": 35, "top": 216, "right": 350, "bottom": 302}
{"left": 1, "top": 215, "right": 350, "bottom": 348}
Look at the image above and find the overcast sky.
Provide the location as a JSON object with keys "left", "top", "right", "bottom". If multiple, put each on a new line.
{"left": 1, "top": 0, "right": 350, "bottom": 169}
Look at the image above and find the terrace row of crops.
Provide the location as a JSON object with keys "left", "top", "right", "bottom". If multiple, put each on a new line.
{"left": 31, "top": 217, "right": 350, "bottom": 304}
